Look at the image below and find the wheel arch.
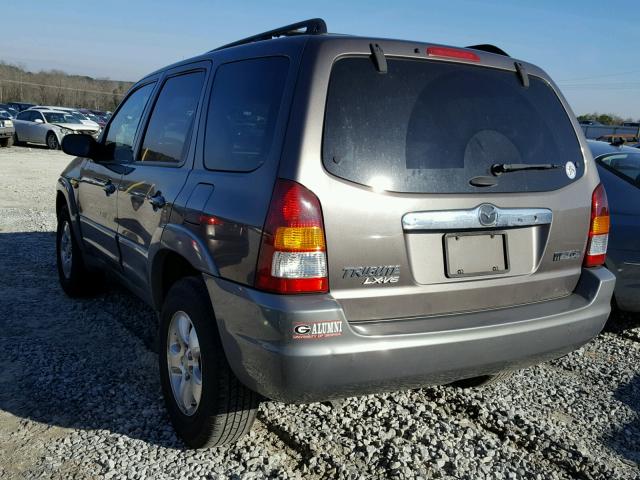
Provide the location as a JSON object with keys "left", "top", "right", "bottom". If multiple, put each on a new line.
{"left": 48, "top": 128, "right": 63, "bottom": 145}
{"left": 56, "top": 178, "right": 84, "bottom": 247}
{"left": 149, "top": 224, "right": 220, "bottom": 310}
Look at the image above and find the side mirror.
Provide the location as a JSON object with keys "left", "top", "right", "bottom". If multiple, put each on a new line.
{"left": 61, "top": 134, "right": 101, "bottom": 159}
{"left": 34, "top": 118, "right": 43, "bottom": 124}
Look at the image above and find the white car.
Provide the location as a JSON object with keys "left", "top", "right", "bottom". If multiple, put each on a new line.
{"left": 13, "top": 109, "right": 100, "bottom": 149}
{"left": 30, "top": 106, "right": 101, "bottom": 129}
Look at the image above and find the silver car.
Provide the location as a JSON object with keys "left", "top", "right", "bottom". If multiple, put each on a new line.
{"left": 55, "top": 19, "right": 615, "bottom": 448}
{"left": 13, "top": 109, "right": 99, "bottom": 149}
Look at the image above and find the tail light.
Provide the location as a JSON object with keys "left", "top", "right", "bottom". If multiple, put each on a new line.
{"left": 584, "top": 183, "right": 609, "bottom": 267}
{"left": 426, "top": 46, "right": 480, "bottom": 62}
{"left": 255, "top": 179, "right": 328, "bottom": 294}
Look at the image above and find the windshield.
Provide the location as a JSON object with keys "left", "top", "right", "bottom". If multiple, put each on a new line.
{"left": 323, "top": 57, "right": 583, "bottom": 193}
{"left": 0, "top": 110, "right": 11, "bottom": 119}
{"left": 43, "top": 112, "right": 81, "bottom": 124}
{"left": 597, "top": 152, "right": 640, "bottom": 185}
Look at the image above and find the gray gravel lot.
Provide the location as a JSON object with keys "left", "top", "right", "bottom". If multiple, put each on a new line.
{"left": 0, "top": 145, "right": 639, "bottom": 479}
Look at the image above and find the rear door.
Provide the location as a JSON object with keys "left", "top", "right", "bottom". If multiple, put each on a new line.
{"left": 117, "top": 64, "right": 208, "bottom": 294}
{"left": 297, "top": 50, "right": 594, "bottom": 322}
{"left": 14, "top": 111, "right": 35, "bottom": 142}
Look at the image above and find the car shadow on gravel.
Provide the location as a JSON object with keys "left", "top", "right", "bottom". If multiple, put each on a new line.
{"left": 601, "top": 310, "right": 640, "bottom": 467}
{"left": 603, "top": 309, "right": 640, "bottom": 341}
{"left": 0, "top": 231, "right": 185, "bottom": 449}
{"left": 603, "top": 373, "right": 640, "bottom": 467}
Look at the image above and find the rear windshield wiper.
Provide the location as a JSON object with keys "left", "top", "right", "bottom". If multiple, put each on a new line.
{"left": 491, "top": 163, "right": 561, "bottom": 176}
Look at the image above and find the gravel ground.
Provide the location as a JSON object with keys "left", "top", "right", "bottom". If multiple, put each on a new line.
{"left": 0, "top": 145, "right": 638, "bottom": 480}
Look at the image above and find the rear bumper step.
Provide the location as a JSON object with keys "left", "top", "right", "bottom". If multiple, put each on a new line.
{"left": 205, "top": 267, "right": 615, "bottom": 403}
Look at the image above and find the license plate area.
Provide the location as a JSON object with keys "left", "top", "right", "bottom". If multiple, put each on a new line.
{"left": 444, "top": 232, "right": 508, "bottom": 278}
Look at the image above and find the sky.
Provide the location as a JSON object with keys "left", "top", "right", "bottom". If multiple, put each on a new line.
{"left": 2, "top": 0, "right": 639, "bottom": 118}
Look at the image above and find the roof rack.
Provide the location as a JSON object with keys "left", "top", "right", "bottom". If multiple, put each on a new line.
{"left": 466, "top": 44, "right": 510, "bottom": 57}
{"left": 213, "top": 18, "right": 327, "bottom": 51}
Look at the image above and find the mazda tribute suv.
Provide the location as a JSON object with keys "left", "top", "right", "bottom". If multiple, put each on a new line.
{"left": 55, "top": 19, "right": 615, "bottom": 448}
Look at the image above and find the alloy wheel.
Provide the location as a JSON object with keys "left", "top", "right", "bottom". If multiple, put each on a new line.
{"left": 166, "top": 311, "right": 203, "bottom": 416}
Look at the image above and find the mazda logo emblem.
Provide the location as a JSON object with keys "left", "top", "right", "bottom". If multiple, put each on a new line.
{"left": 478, "top": 204, "right": 498, "bottom": 226}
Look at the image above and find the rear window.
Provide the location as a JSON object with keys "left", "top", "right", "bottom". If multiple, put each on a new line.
{"left": 323, "top": 57, "right": 583, "bottom": 193}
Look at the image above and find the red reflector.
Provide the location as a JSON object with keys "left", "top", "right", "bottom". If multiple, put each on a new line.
{"left": 199, "top": 215, "right": 223, "bottom": 226}
{"left": 427, "top": 46, "right": 480, "bottom": 62}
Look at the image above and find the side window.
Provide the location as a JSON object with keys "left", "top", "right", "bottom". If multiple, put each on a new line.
{"left": 204, "top": 57, "right": 289, "bottom": 172}
{"left": 104, "top": 83, "right": 155, "bottom": 162}
{"left": 601, "top": 153, "right": 640, "bottom": 184}
{"left": 17, "top": 111, "right": 31, "bottom": 121}
{"left": 33, "top": 111, "right": 44, "bottom": 123}
{"left": 139, "top": 71, "right": 205, "bottom": 163}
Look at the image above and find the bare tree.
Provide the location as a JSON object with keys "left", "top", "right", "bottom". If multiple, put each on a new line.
{"left": 0, "top": 61, "right": 133, "bottom": 111}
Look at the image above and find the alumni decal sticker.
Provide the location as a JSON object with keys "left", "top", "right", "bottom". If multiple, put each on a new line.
{"left": 293, "top": 321, "right": 343, "bottom": 340}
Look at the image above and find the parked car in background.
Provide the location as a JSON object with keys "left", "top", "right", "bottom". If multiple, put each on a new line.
{"left": 30, "top": 106, "right": 101, "bottom": 129}
{"left": 56, "top": 19, "right": 615, "bottom": 448}
{"left": 7, "top": 102, "right": 36, "bottom": 112}
{"left": 14, "top": 109, "right": 100, "bottom": 149}
{"left": 78, "top": 109, "right": 107, "bottom": 128}
{"left": 589, "top": 140, "right": 640, "bottom": 312}
{"left": 0, "top": 110, "right": 15, "bottom": 147}
{"left": 0, "top": 104, "right": 19, "bottom": 118}
{"left": 579, "top": 120, "right": 603, "bottom": 126}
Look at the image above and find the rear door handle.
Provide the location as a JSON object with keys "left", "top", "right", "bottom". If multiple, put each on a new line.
{"left": 148, "top": 192, "right": 166, "bottom": 210}
{"left": 103, "top": 182, "right": 116, "bottom": 196}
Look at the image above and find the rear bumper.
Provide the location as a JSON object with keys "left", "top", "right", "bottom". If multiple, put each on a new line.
{"left": 205, "top": 267, "right": 615, "bottom": 403}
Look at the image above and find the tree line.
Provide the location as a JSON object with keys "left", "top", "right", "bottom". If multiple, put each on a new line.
{"left": 0, "top": 61, "right": 133, "bottom": 112}
{"left": 577, "top": 113, "right": 638, "bottom": 125}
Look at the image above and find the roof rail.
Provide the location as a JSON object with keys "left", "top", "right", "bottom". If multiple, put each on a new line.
{"left": 466, "top": 44, "right": 510, "bottom": 57}
{"left": 213, "top": 18, "right": 327, "bottom": 51}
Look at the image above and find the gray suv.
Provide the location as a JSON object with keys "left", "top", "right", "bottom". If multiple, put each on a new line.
{"left": 55, "top": 19, "right": 615, "bottom": 448}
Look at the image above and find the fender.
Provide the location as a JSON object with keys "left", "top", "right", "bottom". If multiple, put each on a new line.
{"left": 56, "top": 176, "right": 84, "bottom": 249}
{"left": 148, "top": 223, "right": 220, "bottom": 310}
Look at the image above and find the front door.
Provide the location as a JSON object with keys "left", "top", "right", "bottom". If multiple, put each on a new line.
{"left": 76, "top": 160, "right": 123, "bottom": 264}
{"left": 117, "top": 67, "right": 207, "bottom": 292}
{"left": 76, "top": 82, "right": 157, "bottom": 266}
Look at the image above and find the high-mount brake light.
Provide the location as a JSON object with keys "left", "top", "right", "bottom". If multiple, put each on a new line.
{"left": 255, "top": 179, "right": 328, "bottom": 294}
{"left": 584, "top": 183, "right": 609, "bottom": 267}
{"left": 426, "top": 46, "right": 480, "bottom": 62}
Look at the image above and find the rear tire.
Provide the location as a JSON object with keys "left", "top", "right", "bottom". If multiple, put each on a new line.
{"left": 56, "top": 206, "right": 98, "bottom": 296}
{"left": 46, "top": 131, "right": 59, "bottom": 150}
{"left": 449, "top": 370, "right": 514, "bottom": 388}
{"left": 12, "top": 132, "right": 22, "bottom": 146}
{"left": 159, "top": 277, "right": 259, "bottom": 448}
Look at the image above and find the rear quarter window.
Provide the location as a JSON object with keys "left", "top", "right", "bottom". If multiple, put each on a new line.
{"left": 203, "top": 57, "right": 289, "bottom": 172}
{"left": 323, "top": 57, "right": 584, "bottom": 193}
